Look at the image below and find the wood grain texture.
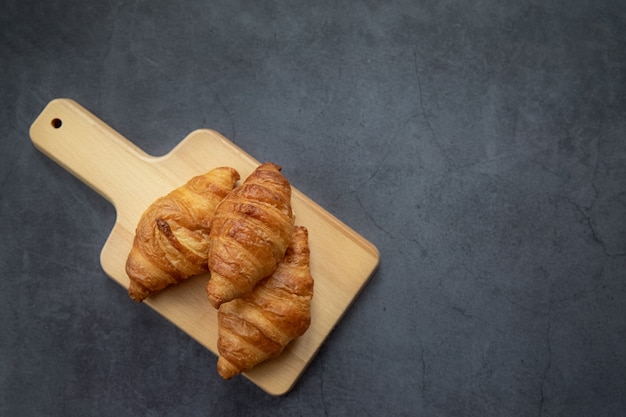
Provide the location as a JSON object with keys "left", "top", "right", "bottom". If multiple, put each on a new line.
{"left": 29, "top": 98, "right": 379, "bottom": 395}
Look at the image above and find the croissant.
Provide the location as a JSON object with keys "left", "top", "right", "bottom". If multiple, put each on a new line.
{"left": 206, "top": 162, "right": 295, "bottom": 308}
{"left": 216, "top": 226, "right": 314, "bottom": 379}
{"left": 126, "top": 166, "right": 240, "bottom": 302}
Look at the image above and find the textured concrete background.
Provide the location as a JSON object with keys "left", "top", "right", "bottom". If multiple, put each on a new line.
{"left": 2, "top": 1, "right": 625, "bottom": 416}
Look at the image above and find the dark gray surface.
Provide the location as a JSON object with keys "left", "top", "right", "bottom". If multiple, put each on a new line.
{"left": 2, "top": 1, "right": 625, "bottom": 416}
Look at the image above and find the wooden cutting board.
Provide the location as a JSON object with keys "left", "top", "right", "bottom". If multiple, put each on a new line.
{"left": 29, "top": 98, "right": 379, "bottom": 395}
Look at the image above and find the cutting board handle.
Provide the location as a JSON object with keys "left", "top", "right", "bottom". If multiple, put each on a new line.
{"left": 29, "top": 98, "right": 157, "bottom": 207}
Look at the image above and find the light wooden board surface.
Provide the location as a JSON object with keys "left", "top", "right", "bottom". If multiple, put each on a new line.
{"left": 29, "top": 98, "right": 380, "bottom": 395}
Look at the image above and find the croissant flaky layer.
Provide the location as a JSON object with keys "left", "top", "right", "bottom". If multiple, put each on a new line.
{"left": 216, "top": 226, "right": 314, "bottom": 379}
{"left": 126, "top": 166, "right": 240, "bottom": 302}
{"left": 206, "top": 162, "right": 296, "bottom": 309}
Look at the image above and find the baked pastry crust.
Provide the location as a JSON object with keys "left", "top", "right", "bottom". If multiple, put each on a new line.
{"left": 206, "top": 162, "right": 295, "bottom": 309}
{"left": 216, "top": 226, "right": 314, "bottom": 379}
{"left": 125, "top": 167, "right": 240, "bottom": 302}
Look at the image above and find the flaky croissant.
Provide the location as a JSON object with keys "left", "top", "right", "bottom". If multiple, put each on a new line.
{"left": 216, "top": 226, "right": 314, "bottom": 379}
{"left": 206, "top": 162, "right": 295, "bottom": 309}
{"left": 126, "top": 166, "right": 240, "bottom": 302}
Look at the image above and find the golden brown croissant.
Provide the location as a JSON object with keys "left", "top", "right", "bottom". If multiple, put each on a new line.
{"left": 126, "top": 166, "right": 240, "bottom": 302}
{"left": 216, "top": 226, "right": 314, "bottom": 379}
{"left": 206, "top": 162, "right": 295, "bottom": 308}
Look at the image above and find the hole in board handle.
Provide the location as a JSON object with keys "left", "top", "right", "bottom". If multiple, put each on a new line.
{"left": 51, "top": 118, "right": 62, "bottom": 129}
